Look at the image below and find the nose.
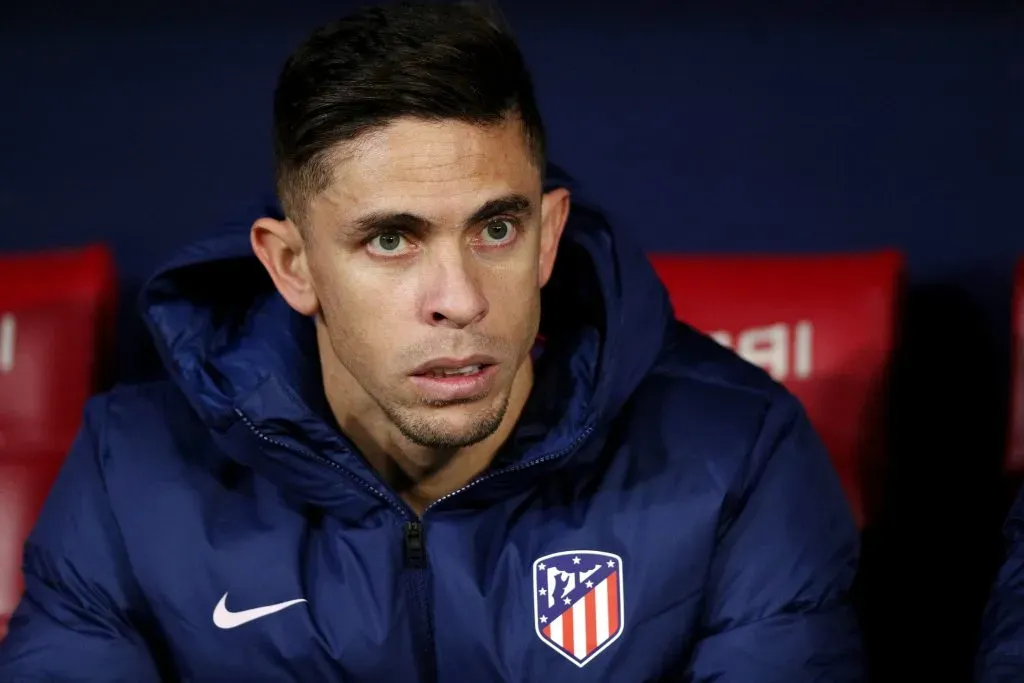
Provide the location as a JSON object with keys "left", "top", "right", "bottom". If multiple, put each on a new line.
{"left": 421, "top": 248, "right": 488, "bottom": 329}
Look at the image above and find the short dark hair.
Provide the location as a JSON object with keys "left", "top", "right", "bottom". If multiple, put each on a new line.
{"left": 272, "top": 1, "right": 547, "bottom": 227}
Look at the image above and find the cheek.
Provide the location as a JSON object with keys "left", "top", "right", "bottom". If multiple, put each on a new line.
{"left": 483, "top": 268, "right": 541, "bottom": 334}
{"left": 314, "top": 263, "right": 406, "bottom": 362}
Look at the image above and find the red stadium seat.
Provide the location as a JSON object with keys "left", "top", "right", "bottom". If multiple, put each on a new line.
{"left": 0, "top": 244, "right": 117, "bottom": 637}
{"left": 649, "top": 250, "right": 904, "bottom": 529}
{"left": 1007, "top": 258, "right": 1024, "bottom": 475}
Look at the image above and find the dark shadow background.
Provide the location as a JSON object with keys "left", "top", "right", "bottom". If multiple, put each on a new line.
{"left": 1, "top": 1, "right": 1022, "bottom": 679}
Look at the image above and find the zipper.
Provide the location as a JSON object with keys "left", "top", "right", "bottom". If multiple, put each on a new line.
{"left": 404, "top": 521, "right": 427, "bottom": 569}
{"left": 237, "top": 408, "right": 595, "bottom": 681}
{"left": 403, "top": 520, "right": 435, "bottom": 681}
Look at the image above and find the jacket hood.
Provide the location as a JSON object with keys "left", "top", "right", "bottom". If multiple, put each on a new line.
{"left": 139, "top": 163, "right": 676, "bottom": 514}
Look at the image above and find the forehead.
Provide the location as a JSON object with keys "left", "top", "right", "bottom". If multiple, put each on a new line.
{"left": 316, "top": 117, "right": 541, "bottom": 220}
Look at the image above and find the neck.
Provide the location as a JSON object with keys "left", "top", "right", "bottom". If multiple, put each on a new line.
{"left": 319, "top": 340, "right": 535, "bottom": 516}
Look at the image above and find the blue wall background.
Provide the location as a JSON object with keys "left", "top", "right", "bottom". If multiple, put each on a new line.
{"left": 2, "top": 1, "right": 1021, "bottom": 679}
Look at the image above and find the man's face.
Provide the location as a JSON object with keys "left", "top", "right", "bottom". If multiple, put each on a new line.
{"left": 298, "top": 117, "right": 567, "bottom": 450}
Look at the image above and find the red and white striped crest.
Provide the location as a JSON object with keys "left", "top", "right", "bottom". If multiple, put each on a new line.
{"left": 533, "top": 550, "right": 624, "bottom": 667}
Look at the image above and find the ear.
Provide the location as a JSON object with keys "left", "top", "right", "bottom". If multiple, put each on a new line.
{"left": 537, "top": 187, "right": 570, "bottom": 287}
{"left": 250, "top": 217, "right": 319, "bottom": 316}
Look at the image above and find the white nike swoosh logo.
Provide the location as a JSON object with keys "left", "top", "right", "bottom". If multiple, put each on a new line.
{"left": 212, "top": 592, "right": 307, "bottom": 629}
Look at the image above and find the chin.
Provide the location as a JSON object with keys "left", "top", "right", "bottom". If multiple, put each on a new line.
{"left": 390, "top": 401, "right": 509, "bottom": 451}
{"left": 399, "top": 420, "right": 501, "bottom": 451}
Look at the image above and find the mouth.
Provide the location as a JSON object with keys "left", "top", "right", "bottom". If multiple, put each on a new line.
{"left": 410, "top": 356, "right": 498, "bottom": 378}
{"left": 408, "top": 356, "right": 500, "bottom": 403}
{"left": 420, "top": 364, "right": 487, "bottom": 378}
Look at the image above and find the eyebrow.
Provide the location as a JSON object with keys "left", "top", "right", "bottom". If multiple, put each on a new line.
{"left": 349, "top": 193, "right": 534, "bottom": 240}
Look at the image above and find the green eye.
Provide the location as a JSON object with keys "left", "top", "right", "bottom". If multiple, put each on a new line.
{"left": 369, "top": 232, "right": 408, "bottom": 254}
{"left": 481, "top": 219, "right": 515, "bottom": 244}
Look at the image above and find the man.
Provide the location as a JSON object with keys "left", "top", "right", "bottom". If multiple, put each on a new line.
{"left": 976, "top": 485, "right": 1024, "bottom": 680}
{"left": 0, "top": 3, "right": 863, "bottom": 680}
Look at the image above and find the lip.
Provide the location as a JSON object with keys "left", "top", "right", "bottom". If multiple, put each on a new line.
{"left": 409, "top": 355, "right": 498, "bottom": 376}
{"left": 408, "top": 359, "right": 499, "bottom": 403}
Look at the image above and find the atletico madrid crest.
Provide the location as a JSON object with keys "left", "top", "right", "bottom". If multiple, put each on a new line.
{"left": 532, "top": 550, "right": 624, "bottom": 667}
